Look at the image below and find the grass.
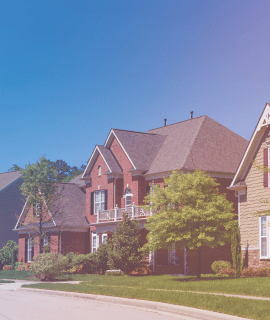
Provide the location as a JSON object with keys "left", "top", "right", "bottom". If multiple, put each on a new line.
{"left": 23, "top": 274, "right": 270, "bottom": 320}
{"left": 0, "top": 280, "right": 14, "bottom": 283}
{"left": 0, "top": 270, "right": 38, "bottom": 281}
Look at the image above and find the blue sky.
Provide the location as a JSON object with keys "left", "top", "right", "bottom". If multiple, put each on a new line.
{"left": 1, "top": 1, "right": 270, "bottom": 172}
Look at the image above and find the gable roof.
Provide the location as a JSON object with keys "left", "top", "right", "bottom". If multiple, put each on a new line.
{"left": 147, "top": 116, "right": 249, "bottom": 175}
{"left": 69, "top": 173, "right": 84, "bottom": 186}
{"left": 0, "top": 171, "right": 22, "bottom": 194}
{"left": 230, "top": 103, "right": 270, "bottom": 188}
{"left": 15, "top": 183, "right": 87, "bottom": 231}
{"left": 82, "top": 144, "right": 122, "bottom": 178}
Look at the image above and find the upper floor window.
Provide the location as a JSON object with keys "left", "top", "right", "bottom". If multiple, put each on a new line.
{"left": 33, "top": 203, "right": 41, "bottom": 217}
{"left": 94, "top": 190, "right": 106, "bottom": 214}
{"left": 98, "top": 165, "right": 101, "bottom": 176}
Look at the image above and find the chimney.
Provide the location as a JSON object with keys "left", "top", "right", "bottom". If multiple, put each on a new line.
{"left": 190, "top": 111, "right": 193, "bottom": 119}
{"left": 164, "top": 119, "right": 167, "bottom": 126}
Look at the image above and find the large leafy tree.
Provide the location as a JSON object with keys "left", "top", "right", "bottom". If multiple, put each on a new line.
{"left": 20, "top": 156, "right": 61, "bottom": 253}
{"left": 143, "top": 170, "right": 236, "bottom": 279}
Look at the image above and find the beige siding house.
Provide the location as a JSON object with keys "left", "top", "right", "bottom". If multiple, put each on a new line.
{"left": 229, "top": 103, "right": 270, "bottom": 268}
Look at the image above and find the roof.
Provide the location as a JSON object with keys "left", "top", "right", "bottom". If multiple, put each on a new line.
{"left": 147, "top": 116, "right": 249, "bottom": 175}
{"left": 111, "top": 129, "right": 166, "bottom": 171}
{"left": 0, "top": 171, "right": 22, "bottom": 193}
{"left": 97, "top": 145, "right": 122, "bottom": 173}
{"left": 69, "top": 173, "right": 84, "bottom": 186}
{"left": 230, "top": 103, "right": 270, "bottom": 188}
{"left": 15, "top": 183, "right": 88, "bottom": 230}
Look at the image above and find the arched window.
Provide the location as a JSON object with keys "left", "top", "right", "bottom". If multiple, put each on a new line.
{"left": 98, "top": 165, "right": 101, "bottom": 176}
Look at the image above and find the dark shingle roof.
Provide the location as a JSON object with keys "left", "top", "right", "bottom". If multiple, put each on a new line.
{"left": 0, "top": 171, "right": 22, "bottom": 193}
{"left": 97, "top": 145, "right": 122, "bottom": 173}
{"left": 147, "top": 116, "right": 248, "bottom": 175}
{"left": 69, "top": 173, "right": 84, "bottom": 186}
{"left": 112, "top": 129, "right": 166, "bottom": 171}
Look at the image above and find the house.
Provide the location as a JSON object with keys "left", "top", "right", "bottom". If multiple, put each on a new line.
{"left": 81, "top": 115, "right": 248, "bottom": 275}
{"left": 14, "top": 182, "right": 88, "bottom": 263}
{"left": 14, "top": 115, "right": 248, "bottom": 274}
{"left": 0, "top": 171, "right": 24, "bottom": 248}
{"left": 229, "top": 103, "right": 270, "bottom": 268}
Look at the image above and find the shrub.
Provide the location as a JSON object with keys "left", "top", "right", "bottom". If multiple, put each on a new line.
{"left": 211, "top": 260, "right": 231, "bottom": 274}
{"left": 72, "top": 253, "right": 97, "bottom": 274}
{"left": 220, "top": 268, "right": 235, "bottom": 277}
{"left": 0, "top": 241, "right": 18, "bottom": 269}
{"left": 96, "top": 243, "right": 109, "bottom": 275}
{"left": 66, "top": 252, "right": 76, "bottom": 268}
{"left": 2, "top": 265, "right": 12, "bottom": 270}
{"left": 106, "top": 270, "right": 123, "bottom": 276}
{"left": 241, "top": 267, "right": 270, "bottom": 277}
{"left": 31, "top": 252, "right": 68, "bottom": 281}
{"left": 17, "top": 265, "right": 26, "bottom": 271}
{"left": 15, "top": 262, "right": 23, "bottom": 269}
{"left": 108, "top": 213, "right": 146, "bottom": 274}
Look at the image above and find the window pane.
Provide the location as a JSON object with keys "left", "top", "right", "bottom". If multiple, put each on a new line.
{"left": 261, "top": 216, "right": 267, "bottom": 236}
{"left": 101, "top": 191, "right": 105, "bottom": 202}
{"left": 126, "top": 196, "right": 131, "bottom": 206}
{"left": 95, "top": 192, "right": 100, "bottom": 202}
{"left": 93, "top": 236, "right": 96, "bottom": 248}
{"left": 95, "top": 203, "right": 100, "bottom": 214}
{"left": 261, "top": 237, "right": 267, "bottom": 256}
{"left": 103, "top": 235, "right": 107, "bottom": 244}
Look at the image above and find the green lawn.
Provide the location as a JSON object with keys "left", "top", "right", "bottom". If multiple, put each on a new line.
{"left": 0, "top": 270, "right": 38, "bottom": 281}
{"left": 23, "top": 274, "right": 270, "bottom": 320}
{"left": 0, "top": 280, "right": 14, "bottom": 283}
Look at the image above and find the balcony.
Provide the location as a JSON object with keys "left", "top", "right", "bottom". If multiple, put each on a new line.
{"left": 97, "top": 203, "right": 151, "bottom": 223}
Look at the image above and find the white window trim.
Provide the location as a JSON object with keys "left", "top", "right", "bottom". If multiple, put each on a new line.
{"left": 259, "top": 216, "right": 270, "bottom": 258}
{"left": 28, "top": 238, "right": 33, "bottom": 262}
{"left": 98, "top": 165, "right": 101, "bottom": 176}
{"left": 102, "top": 233, "right": 107, "bottom": 244}
{"left": 94, "top": 190, "right": 106, "bottom": 215}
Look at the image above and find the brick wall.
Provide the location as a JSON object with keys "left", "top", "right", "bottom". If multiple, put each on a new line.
{"left": 61, "top": 231, "right": 88, "bottom": 255}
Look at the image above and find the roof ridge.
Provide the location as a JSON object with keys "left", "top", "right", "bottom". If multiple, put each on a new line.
{"left": 181, "top": 116, "right": 207, "bottom": 170}
{"left": 112, "top": 128, "right": 160, "bottom": 136}
{"left": 147, "top": 115, "right": 206, "bottom": 132}
{"left": 0, "top": 171, "right": 22, "bottom": 175}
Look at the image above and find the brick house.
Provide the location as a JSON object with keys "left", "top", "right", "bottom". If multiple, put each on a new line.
{"left": 0, "top": 171, "right": 24, "bottom": 248}
{"left": 229, "top": 103, "right": 270, "bottom": 268}
{"left": 14, "top": 183, "right": 88, "bottom": 263}
{"left": 14, "top": 115, "right": 248, "bottom": 274}
{"left": 82, "top": 115, "right": 248, "bottom": 275}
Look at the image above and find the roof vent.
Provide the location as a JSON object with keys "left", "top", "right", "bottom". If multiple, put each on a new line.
{"left": 190, "top": 111, "right": 193, "bottom": 119}
{"left": 164, "top": 119, "right": 167, "bottom": 126}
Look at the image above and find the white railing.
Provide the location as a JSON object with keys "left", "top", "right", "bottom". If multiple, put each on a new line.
{"left": 97, "top": 203, "right": 151, "bottom": 223}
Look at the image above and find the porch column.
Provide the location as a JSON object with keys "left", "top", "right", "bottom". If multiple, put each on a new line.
{"left": 114, "top": 205, "right": 118, "bottom": 221}
{"left": 96, "top": 232, "right": 100, "bottom": 250}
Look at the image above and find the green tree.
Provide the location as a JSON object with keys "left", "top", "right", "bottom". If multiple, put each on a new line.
{"left": 96, "top": 243, "right": 109, "bottom": 274}
{"left": 0, "top": 240, "right": 18, "bottom": 269}
{"left": 143, "top": 170, "right": 236, "bottom": 279}
{"left": 108, "top": 213, "right": 145, "bottom": 274}
{"left": 231, "top": 225, "right": 242, "bottom": 277}
{"left": 8, "top": 164, "right": 22, "bottom": 172}
{"left": 20, "top": 156, "right": 62, "bottom": 253}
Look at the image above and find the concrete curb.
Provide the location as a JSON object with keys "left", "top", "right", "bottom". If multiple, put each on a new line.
{"left": 19, "top": 288, "right": 251, "bottom": 320}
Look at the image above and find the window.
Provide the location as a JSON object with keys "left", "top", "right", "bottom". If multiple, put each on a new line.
{"left": 44, "top": 235, "right": 49, "bottom": 246}
{"left": 92, "top": 232, "right": 97, "bottom": 253}
{"left": 124, "top": 188, "right": 132, "bottom": 210}
{"left": 94, "top": 190, "right": 106, "bottom": 215}
{"left": 260, "top": 216, "right": 269, "bottom": 258}
{"left": 102, "top": 233, "right": 107, "bottom": 244}
{"left": 28, "top": 238, "right": 33, "bottom": 262}
{"left": 33, "top": 203, "right": 41, "bottom": 217}
{"left": 98, "top": 165, "right": 101, "bottom": 176}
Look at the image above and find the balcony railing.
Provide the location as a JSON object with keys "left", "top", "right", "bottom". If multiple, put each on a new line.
{"left": 97, "top": 203, "right": 151, "bottom": 223}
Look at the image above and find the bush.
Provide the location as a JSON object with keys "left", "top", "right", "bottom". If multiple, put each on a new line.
{"left": 31, "top": 252, "right": 68, "bottom": 281}
{"left": 17, "top": 265, "right": 26, "bottom": 271}
{"left": 71, "top": 253, "right": 97, "bottom": 274}
{"left": 0, "top": 241, "right": 18, "bottom": 269}
{"left": 15, "top": 262, "right": 23, "bottom": 269}
{"left": 2, "top": 265, "right": 12, "bottom": 270}
{"left": 106, "top": 270, "right": 123, "bottom": 276}
{"left": 96, "top": 243, "right": 109, "bottom": 274}
{"left": 211, "top": 260, "right": 231, "bottom": 274}
{"left": 241, "top": 267, "right": 270, "bottom": 277}
{"left": 220, "top": 268, "right": 235, "bottom": 277}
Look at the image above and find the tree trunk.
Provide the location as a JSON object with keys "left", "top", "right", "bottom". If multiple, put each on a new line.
{"left": 196, "top": 246, "right": 201, "bottom": 279}
{"left": 184, "top": 247, "right": 189, "bottom": 276}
